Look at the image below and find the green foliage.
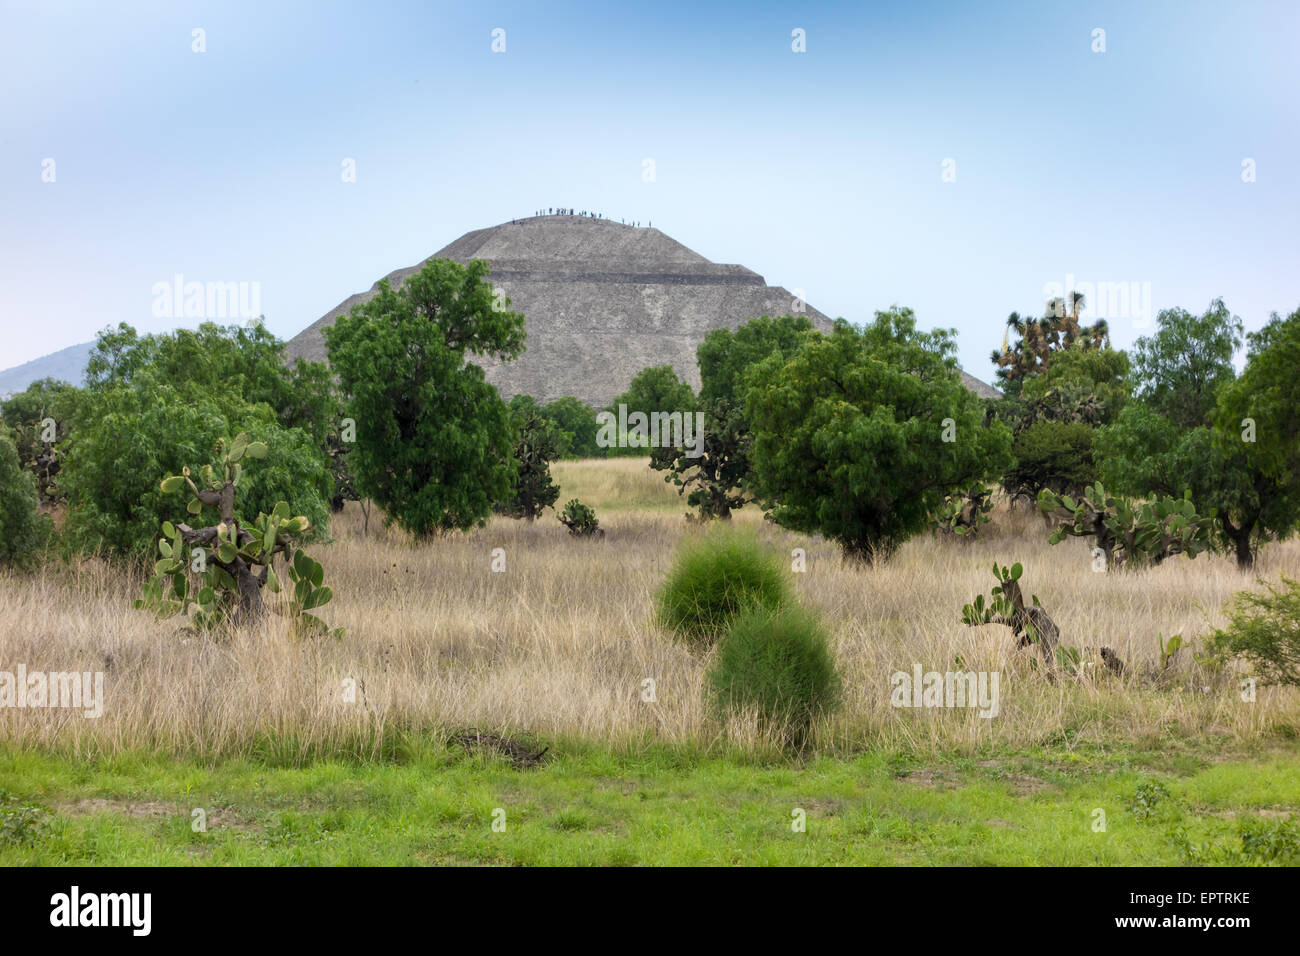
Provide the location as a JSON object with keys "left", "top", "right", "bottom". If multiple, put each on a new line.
{"left": 61, "top": 389, "right": 329, "bottom": 557}
{"left": 323, "top": 259, "right": 524, "bottom": 537}
{"left": 746, "top": 310, "right": 1013, "bottom": 562}
{"left": 697, "top": 315, "right": 815, "bottom": 408}
{"left": 1237, "top": 817, "right": 1300, "bottom": 864}
{"left": 85, "top": 321, "right": 338, "bottom": 439}
{"left": 1158, "top": 633, "right": 1184, "bottom": 669}
{"left": 0, "top": 430, "right": 50, "bottom": 568}
{"left": 0, "top": 377, "right": 76, "bottom": 508}
{"left": 0, "top": 790, "right": 49, "bottom": 845}
{"left": 1004, "top": 420, "right": 1097, "bottom": 502}
{"left": 991, "top": 295, "right": 1112, "bottom": 394}
{"left": 135, "top": 432, "right": 337, "bottom": 636}
{"left": 960, "top": 562, "right": 1061, "bottom": 668}
{"left": 1097, "top": 303, "right": 1300, "bottom": 569}
{"left": 1132, "top": 299, "right": 1242, "bottom": 430}
{"left": 1038, "top": 482, "right": 1212, "bottom": 569}
{"left": 651, "top": 315, "right": 814, "bottom": 520}
{"left": 603, "top": 366, "right": 696, "bottom": 455}
{"left": 1207, "top": 577, "right": 1300, "bottom": 687}
{"left": 708, "top": 603, "right": 841, "bottom": 746}
{"left": 557, "top": 499, "right": 602, "bottom": 538}
{"left": 656, "top": 527, "right": 791, "bottom": 649}
{"left": 541, "top": 396, "right": 602, "bottom": 459}
{"left": 934, "top": 484, "right": 994, "bottom": 537}
{"left": 1128, "top": 781, "right": 1172, "bottom": 821}
{"left": 497, "top": 409, "right": 561, "bottom": 521}
{"left": 961, "top": 562, "right": 1030, "bottom": 630}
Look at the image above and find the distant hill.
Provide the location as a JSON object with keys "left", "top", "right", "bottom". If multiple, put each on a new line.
{"left": 0, "top": 341, "right": 94, "bottom": 397}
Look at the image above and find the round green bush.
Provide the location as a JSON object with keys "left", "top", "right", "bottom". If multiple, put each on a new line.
{"left": 708, "top": 604, "right": 841, "bottom": 745}
{"left": 656, "top": 527, "right": 791, "bottom": 648}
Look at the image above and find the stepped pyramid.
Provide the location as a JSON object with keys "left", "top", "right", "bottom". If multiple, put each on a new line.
{"left": 286, "top": 215, "right": 999, "bottom": 406}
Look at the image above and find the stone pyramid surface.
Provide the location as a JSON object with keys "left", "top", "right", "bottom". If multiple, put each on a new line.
{"left": 286, "top": 215, "right": 998, "bottom": 405}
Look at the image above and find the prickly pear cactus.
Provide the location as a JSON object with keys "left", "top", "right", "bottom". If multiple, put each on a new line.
{"left": 936, "top": 484, "right": 994, "bottom": 537}
{"left": 960, "top": 561, "right": 1060, "bottom": 671}
{"left": 135, "top": 432, "right": 340, "bottom": 637}
{"left": 1038, "top": 482, "right": 1211, "bottom": 569}
{"left": 558, "top": 498, "right": 603, "bottom": 538}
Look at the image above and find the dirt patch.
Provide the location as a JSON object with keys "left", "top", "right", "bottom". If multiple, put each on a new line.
{"left": 996, "top": 773, "right": 1055, "bottom": 796}
{"left": 58, "top": 798, "right": 260, "bottom": 832}
{"left": 1205, "top": 806, "right": 1297, "bottom": 821}
{"left": 898, "top": 768, "right": 962, "bottom": 791}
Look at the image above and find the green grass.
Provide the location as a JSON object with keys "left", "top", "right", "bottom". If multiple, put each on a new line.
{"left": 3, "top": 739, "right": 1298, "bottom": 865}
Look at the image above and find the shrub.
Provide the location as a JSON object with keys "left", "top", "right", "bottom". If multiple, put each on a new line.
{"left": 558, "top": 499, "right": 603, "bottom": 538}
{"left": 1207, "top": 577, "right": 1300, "bottom": 687}
{"left": 0, "top": 430, "right": 50, "bottom": 568}
{"left": 708, "top": 604, "right": 841, "bottom": 746}
{"left": 656, "top": 527, "right": 791, "bottom": 648}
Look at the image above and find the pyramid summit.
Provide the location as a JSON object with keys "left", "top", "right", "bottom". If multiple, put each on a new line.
{"left": 285, "top": 214, "right": 999, "bottom": 406}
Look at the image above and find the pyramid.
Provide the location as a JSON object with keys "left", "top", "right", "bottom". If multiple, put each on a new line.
{"left": 286, "top": 215, "right": 999, "bottom": 406}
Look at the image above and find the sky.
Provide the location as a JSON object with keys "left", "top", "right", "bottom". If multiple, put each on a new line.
{"left": 2, "top": 0, "right": 1298, "bottom": 382}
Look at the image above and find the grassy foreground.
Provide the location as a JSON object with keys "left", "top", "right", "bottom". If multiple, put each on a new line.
{"left": 2, "top": 739, "right": 1298, "bottom": 865}
{"left": 3, "top": 457, "right": 1300, "bottom": 865}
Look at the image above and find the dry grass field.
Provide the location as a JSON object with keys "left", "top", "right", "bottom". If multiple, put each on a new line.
{"left": 2, "top": 456, "right": 1297, "bottom": 764}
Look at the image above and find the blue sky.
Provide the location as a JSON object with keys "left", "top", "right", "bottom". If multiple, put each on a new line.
{"left": 2, "top": 0, "right": 1297, "bottom": 380}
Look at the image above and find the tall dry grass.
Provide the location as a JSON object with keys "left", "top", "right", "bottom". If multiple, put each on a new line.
{"left": 0, "top": 457, "right": 1297, "bottom": 761}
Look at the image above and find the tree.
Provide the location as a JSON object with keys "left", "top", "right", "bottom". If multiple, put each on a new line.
{"left": 323, "top": 258, "right": 525, "bottom": 537}
{"left": 85, "top": 320, "right": 339, "bottom": 442}
{"left": 606, "top": 365, "right": 696, "bottom": 454}
{"left": 1003, "top": 420, "right": 1097, "bottom": 503}
{"left": 61, "top": 386, "right": 330, "bottom": 557}
{"left": 0, "top": 378, "right": 76, "bottom": 510}
{"left": 746, "top": 311, "right": 1013, "bottom": 562}
{"left": 496, "top": 410, "right": 561, "bottom": 521}
{"left": 652, "top": 315, "right": 814, "bottom": 519}
{"left": 0, "top": 429, "right": 49, "bottom": 568}
{"left": 992, "top": 294, "right": 1111, "bottom": 395}
{"left": 542, "top": 395, "right": 602, "bottom": 459}
{"left": 1132, "top": 299, "right": 1242, "bottom": 430}
{"left": 1096, "top": 304, "right": 1300, "bottom": 569}
{"left": 61, "top": 322, "right": 334, "bottom": 557}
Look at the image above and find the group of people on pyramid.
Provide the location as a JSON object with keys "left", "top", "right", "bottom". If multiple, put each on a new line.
{"left": 515, "top": 208, "right": 649, "bottom": 228}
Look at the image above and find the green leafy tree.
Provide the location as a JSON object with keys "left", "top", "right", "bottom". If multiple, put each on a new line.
{"left": 1097, "top": 304, "right": 1300, "bottom": 568}
{"left": 1132, "top": 298, "right": 1242, "bottom": 430}
{"left": 0, "top": 378, "right": 76, "bottom": 509}
{"left": 606, "top": 365, "right": 696, "bottom": 455}
{"left": 652, "top": 315, "right": 814, "bottom": 520}
{"left": 61, "top": 387, "right": 329, "bottom": 557}
{"left": 746, "top": 311, "right": 1013, "bottom": 562}
{"left": 0, "top": 429, "right": 50, "bottom": 568}
{"left": 323, "top": 258, "right": 525, "bottom": 537}
{"left": 496, "top": 409, "right": 562, "bottom": 521}
{"left": 1004, "top": 420, "right": 1097, "bottom": 503}
{"left": 542, "top": 395, "right": 602, "bottom": 459}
